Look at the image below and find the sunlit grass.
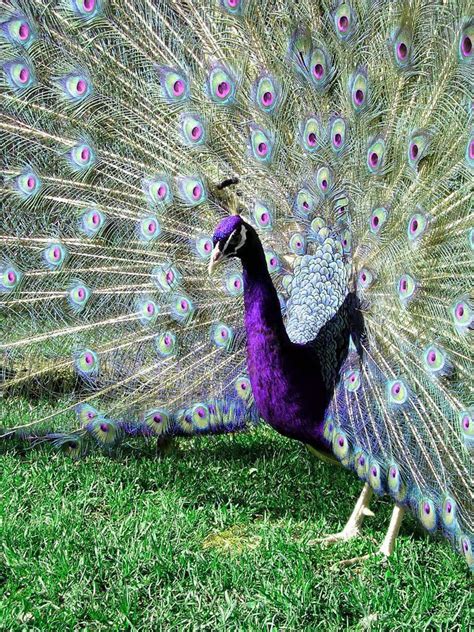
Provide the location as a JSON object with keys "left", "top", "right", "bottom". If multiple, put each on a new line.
{"left": 0, "top": 400, "right": 471, "bottom": 630}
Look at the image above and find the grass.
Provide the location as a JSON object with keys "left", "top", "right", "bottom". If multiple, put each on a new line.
{"left": 0, "top": 403, "right": 472, "bottom": 631}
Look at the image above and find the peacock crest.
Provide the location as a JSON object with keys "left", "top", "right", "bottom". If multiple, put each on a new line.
{"left": 0, "top": 0, "right": 472, "bottom": 569}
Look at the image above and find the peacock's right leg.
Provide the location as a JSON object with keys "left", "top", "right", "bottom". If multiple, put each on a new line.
{"left": 313, "top": 483, "right": 374, "bottom": 545}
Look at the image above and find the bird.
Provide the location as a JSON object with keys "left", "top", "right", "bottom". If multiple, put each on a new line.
{"left": 0, "top": 0, "right": 472, "bottom": 570}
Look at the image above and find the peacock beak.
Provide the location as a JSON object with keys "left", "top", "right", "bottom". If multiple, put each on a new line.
{"left": 208, "top": 244, "right": 224, "bottom": 275}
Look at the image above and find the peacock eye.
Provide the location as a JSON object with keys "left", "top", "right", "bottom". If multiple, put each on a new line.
{"left": 72, "top": 0, "right": 102, "bottom": 19}
{"left": 207, "top": 65, "right": 236, "bottom": 103}
{"left": 418, "top": 498, "right": 437, "bottom": 532}
{"left": 309, "top": 46, "right": 332, "bottom": 91}
{"left": 358, "top": 268, "right": 374, "bottom": 289}
{"left": 397, "top": 273, "right": 417, "bottom": 304}
{"left": 143, "top": 408, "right": 169, "bottom": 434}
{"left": 177, "top": 176, "right": 206, "bottom": 206}
{"left": 466, "top": 135, "right": 474, "bottom": 168}
{"left": 289, "top": 232, "right": 306, "bottom": 255}
{"left": 158, "top": 66, "right": 189, "bottom": 102}
{"left": 423, "top": 344, "right": 448, "bottom": 374}
{"left": 316, "top": 166, "right": 332, "bottom": 195}
{"left": 62, "top": 73, "right": 92, "bottom": 102}
{"left": 225, "top": 272, "right": 243, "bottom": 296}
{"left": 459, "top": 410, "right": 473, "bottom": 439}
{"left": 221, "top": 0, "right": 243, "bottom": 14}
{"left": 265, "top": 250, "right": 280, "bottom": 274}
{"left": 295, "top": 188, "right": 315, "bottom": 216}
{"left": 407, "top": 212, "right": 427, "bottom": 241}
{"left": 323, "top": 417, "right": 334, "bottom": 442}
{"left": 334, "top": 3, "right": 355, "bottom": 39}
{"left": 451, "top": 297, "right": 472, "bottom": 332}
{"left": 16, "top": 171, "right": 41, "bottom": 197}
{"left": 366, "top": 138, "right": 386, "bottom": 173}
{"left": 196, "top": 236, "right": 213, "bottom": 259}
{"left": 349, "top": 69, "right": 368, "bottom": 111}
{"left": 255, "top": 75, "right": 279, "bottom": 113}
{"left": 155, "top": 331, "right": 177, "bottom": 357}
{"left": 69, "top": 143, "right": 95, "bottom": 170}
{"left": 68, "top": 283, "right": 91, "bottom": 312}
{"left": 80, "top": 208, "right": 105, "bottom": 237}
{"left": 391, "top": 25, "right": 413, "bottom": 69}
{"left": 329, "top": 116, "right": 347, "bottom": 153}
{"left": 180, "top": 113, "right": 206, "bottom": 146}
{"left": 4, "top": 60, "right": 35, "bottom": 91}
{"left": 369, "top": 207, "right": 388, "bottom": 234}
{"left": 407, "top": 130, "right": 431, "bottom": 168}
{"left": 76, "top": 404, "right": 100, "bottom": 425}
{"left": 355, "top": 451, "right": 368, "bottom": 478}
{"left": 441, "top": 496, "right": 456, "bottom": 529}
{"left": 43, "top": 243, "right": 67, "bottom": 269}
{"left": 458, "top": 24, "right": 473, "bottom": 61}
{"left": 387, "top": 379, "right": 408, "bottom": 405}
{"left": 171, "top": 294, "right": 195, "bottom": 323}
{"left": 75, "top": 348, "right": 99, "bottom": 376}
{"left": 145, "top": 176, "right": 172, "bottom": 206}
{"left": 138, "top": 216, "right": 161, "bottom": 242}
{"left": 1, "top": 265, "right": 22, "bottom": 292}
{"left": 340, "top": 229, "right": 351, "bottom": 254}
{"left": 249, "top": 124, "right": 274, "bottom": 163}
{"left": 211, "top": 323, "right": 234, "bottom": 349}
{"left": 253, "top": 201, "right": 273, "bottom": 229}
{"left": 300, "top": 116, "right": 322, "bottom": 153}
{"left": 387, "top": 463, "right": 402, "bottom": 495}
{"left": 344, "top": 369, "right": 361, "bottom": 392}
{"left": 137, "top": 298, "right": 159, "bottom": 325}
{"left": 4, "top": 17, "right": 35, "bottom": 47}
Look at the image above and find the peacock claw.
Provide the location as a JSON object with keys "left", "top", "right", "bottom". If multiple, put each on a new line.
{"left": 311, "top": 527, "right": 361, "bottom": 546}
{"left": 332, "top": 550, "right": 390, "bottom": 570}
{"left": 310, "top": 483, "right": 374, "bottom": 548}
{"left": 332, "top": 553, "right": 370, "bottom": 569}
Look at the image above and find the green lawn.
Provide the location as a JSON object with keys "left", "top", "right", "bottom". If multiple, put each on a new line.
{"left": 0, "top": 404, "right": 472, "bottom": 631}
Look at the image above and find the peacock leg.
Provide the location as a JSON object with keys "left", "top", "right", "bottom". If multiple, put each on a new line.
{"left": 378, "top": 504, "right": 405, "bottom": 557}
{"left": 313, "top": 483, "right": 374, "bottom": 545}
{"left": 334, "top": 504, "right": 405, "bottom": 568}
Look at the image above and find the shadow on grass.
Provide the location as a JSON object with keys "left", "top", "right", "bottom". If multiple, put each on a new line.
{"left": 0, "top": 420, "right": 438, "bottom": 545}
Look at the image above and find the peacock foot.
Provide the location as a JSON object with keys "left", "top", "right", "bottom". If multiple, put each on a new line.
{"left": 332, "top": 548, "right": 392, "bottom": 570}
{"left": 310, "top": 525, "right": 362, "bottom": 546}
{"left": 310, "top": 483, "right": 374, "bottom": 547}
{"left": 331, "top": 505, "right": 405, "bottom": 569}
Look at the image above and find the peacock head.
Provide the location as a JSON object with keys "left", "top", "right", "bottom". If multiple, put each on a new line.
{"left": 209, "top": 214, "right": 251, "bottom": 275}
{"left": 209, "top": 178, "right": 259, "bottom": 275}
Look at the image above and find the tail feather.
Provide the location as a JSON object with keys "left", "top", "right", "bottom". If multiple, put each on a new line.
{"left": 0, "top": 0, "right": 473, "bottom": 567}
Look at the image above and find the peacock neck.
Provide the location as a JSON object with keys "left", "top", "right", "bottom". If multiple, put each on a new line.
{"left": 240, "top": 238, "right": 330, "bottom": 448}
{"left": 241, "top": 243, "right": 290, "bottom": 349}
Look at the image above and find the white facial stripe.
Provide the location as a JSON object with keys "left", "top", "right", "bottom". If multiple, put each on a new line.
{"left": 221, "top": 229, "right": 237, "bottom": 255}
{"left": 220, "top": 224, "right": 247, "bottom": 256}
{"left": 235, "top": 224, "right": 247, "bottom": 251}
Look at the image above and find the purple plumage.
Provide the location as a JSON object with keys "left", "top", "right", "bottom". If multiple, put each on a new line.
{"left": 210, "top": 216, "right": 353, "bottom": 452}
{"left": 1, "top": 0, "right": 472, "bottom": 571}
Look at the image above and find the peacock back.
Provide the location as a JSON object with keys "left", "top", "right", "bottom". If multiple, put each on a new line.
{"left": 0, "top": 1, "right": 472, "bottom": 567}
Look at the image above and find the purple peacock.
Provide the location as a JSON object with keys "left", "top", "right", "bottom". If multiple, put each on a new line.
{"left": 0, "top": 0, "right": 472, "bottom": 568}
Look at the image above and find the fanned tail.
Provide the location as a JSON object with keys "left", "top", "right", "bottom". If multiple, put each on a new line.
{"left": 0, "top": 0, "right": 473, "bottom": 568}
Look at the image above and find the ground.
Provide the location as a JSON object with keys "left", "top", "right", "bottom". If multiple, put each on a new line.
{"left": 0, "top": 404, "right": 471, "bottom": 631}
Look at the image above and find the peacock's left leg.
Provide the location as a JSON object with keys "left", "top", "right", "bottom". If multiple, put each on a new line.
{"left": 336, "top": 504, "right": 405, "bottom": 568}
{"left": 378, "top": 504, "right": 405, "bottom": 557}
{"left": 313, "top": 483, "right": 374, "bottom": 545}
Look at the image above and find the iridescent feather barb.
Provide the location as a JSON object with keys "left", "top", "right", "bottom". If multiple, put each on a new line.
{"left": 0, "top": 0, "right": 473, "bottom": 569}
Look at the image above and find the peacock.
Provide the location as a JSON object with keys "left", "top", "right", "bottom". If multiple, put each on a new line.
{"left": 0, "top": 0, "right": 472, "bottom": 570}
